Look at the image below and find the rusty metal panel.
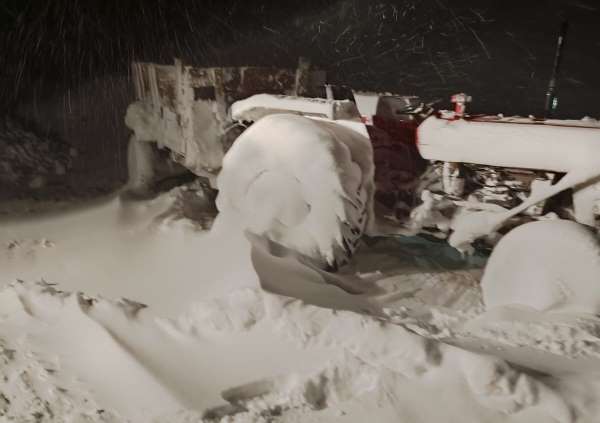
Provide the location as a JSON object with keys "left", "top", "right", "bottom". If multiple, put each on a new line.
{"left": 146, "top": 65, "right": 160, "bottom": 108}
{"left": 131, "top": 62, "right": 154, "bottom": 102}
{"left": 293, "top": 57, "right": 310, "bottom": 96}
{"left": 154, "top": 65, "right": 176, "bottom": 110}
{"left": 188, "top": 67, "right": 215, "bottom": 87}
{"left": 135, "top": 60, "right": 326, "bottom": 100}
{"left": 221, "top": 68, "right": 242, "bottom": 100}
{"left": 237, "top": 67, "right": 296, "bottom": 97}
{"left": 132, "top": 63, "right": 156, "bottom": 103}
{"left": 185, "top": 64, "right": 325, "bottom": 101}
{"left": 131, "top": 62, "right": 143, "bottom": 100}
{"left": 307, "top": 70, "right": 327, "bottom": 96}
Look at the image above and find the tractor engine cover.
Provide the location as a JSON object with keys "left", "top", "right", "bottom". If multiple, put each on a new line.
{"left": 417, "top": 115, "right": 600, "bottom": 173}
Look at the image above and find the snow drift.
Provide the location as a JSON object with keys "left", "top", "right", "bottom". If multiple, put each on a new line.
{"left": 3, "top": 181, "right": 600, "bottom": 422}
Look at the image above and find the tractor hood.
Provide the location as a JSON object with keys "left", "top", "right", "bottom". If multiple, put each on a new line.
{"left": 417, "top": 115, "right": 600, "bottom": 172}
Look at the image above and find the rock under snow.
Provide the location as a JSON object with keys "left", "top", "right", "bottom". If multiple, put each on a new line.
{"left": 0, "top": 117, "right": 76, "bottom": 197}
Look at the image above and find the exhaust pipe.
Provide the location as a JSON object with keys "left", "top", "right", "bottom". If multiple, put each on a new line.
{"left": 544, "top": 20, "right": 569, "bottom": 119}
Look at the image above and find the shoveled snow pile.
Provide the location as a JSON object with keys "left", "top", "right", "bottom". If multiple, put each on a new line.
{"left": 0, "top": 117, "right": 77, "bottom": 194}
{"left": 0, "top": 274, "right": 595, "bottom": 423}
{"left": 216, "top": 113, "right": 375, "bottom": 266}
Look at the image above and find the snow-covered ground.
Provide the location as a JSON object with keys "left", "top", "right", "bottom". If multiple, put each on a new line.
{"left": 2, "top": 187, "right": 600, "bottom": 422}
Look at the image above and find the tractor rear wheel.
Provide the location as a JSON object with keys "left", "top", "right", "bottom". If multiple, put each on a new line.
{"left": 216, "top": 114, "right": 374, "bottom": 269}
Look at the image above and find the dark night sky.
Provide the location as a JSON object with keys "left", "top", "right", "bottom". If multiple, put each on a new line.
{"left": 1, "top": 0, "right": 599, "bottom": 117}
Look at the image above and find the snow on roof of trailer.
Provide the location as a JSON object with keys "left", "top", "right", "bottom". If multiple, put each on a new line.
{"left": 230, "top": 94, "right": 352, "bottom": 121}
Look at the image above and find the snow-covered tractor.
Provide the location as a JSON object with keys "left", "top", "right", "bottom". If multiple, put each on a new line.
{"left": 220, "top": 92, "right": 600, "bottom": 265}
{"left": 125, "top": 59, "right": 600, "bottom": 268}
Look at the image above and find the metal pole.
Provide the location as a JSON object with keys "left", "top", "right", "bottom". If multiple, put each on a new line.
{"left": 544, "top": 20, "right": 568, "bottom": 119}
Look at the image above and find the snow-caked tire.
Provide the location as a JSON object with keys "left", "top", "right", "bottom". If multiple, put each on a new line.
{"left": 481, "top": 219, "right": 600, "bottom": 314}
{"left": 216, "top": 114, "right": 375, "bottom": 269}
